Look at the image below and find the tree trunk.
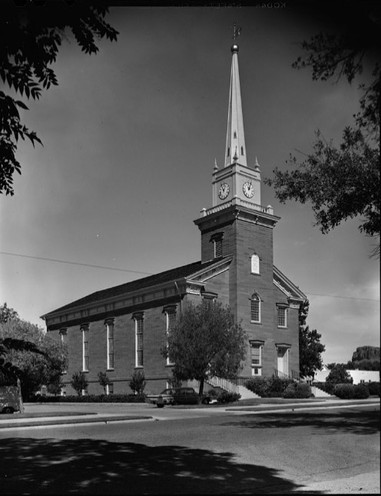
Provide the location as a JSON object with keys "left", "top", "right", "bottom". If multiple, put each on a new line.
{"left": 199, "top": 377, "right": 204, "bottom": 396}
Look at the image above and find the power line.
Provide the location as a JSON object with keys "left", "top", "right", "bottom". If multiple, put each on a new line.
{"left": 305, "top": 292, "right": 379, "bottom": 302}
{"left": 1, "top": 250, "right": 379, "bottom": 302}
{"left": 0, "top": 251, "right": 153, "bottom": 276}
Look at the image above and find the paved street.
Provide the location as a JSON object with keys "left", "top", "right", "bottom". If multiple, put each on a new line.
{"left": 0, "top": 400, "right": 379, "bottom": 494}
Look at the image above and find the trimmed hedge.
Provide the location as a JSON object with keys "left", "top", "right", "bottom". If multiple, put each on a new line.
{"left": 245, "top": 376, "right": 294, "bottom": 398}
{"left": 27, "top": 394, "right": 147, "bottom": 403}
{"left": 367, "top": 382, "right": 380, "bottom": 396}
{"left": 282, "top": 383, "right": 312, "bottom": 399}
{"left": 333, "top": 383, "right": 370, "bottom": 399}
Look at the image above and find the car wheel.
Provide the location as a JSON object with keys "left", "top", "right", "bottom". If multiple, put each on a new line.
{"left": 3, "top": 407, "right": 14, "bottom": 414}
{"left": 201, "top": 398, "right": 210, "bottom": 405}
{"left": 157, "top": 403, "right": 164, "bottom": 408}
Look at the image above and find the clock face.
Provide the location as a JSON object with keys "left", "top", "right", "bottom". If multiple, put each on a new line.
{"left": 218, "top": 183, "right": 230, "bottom": 200}
{"left": 243, "top": 181, "right": 254, "bottom": 198}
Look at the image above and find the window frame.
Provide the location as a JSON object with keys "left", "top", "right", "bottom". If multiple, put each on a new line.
{"left": 250, "top": 254, "right": 260, "bottom": 274}
{"left": 133, "top": 313, "right": 144, "bottom": 368}
{"left": 250, "top": 340, "right": 264, "bottom": 376}
{"left": 105, "top": 318, "right": 115, "bottom": 370}
{"left": 277, "top": 305, "right": 288, "bottom": 328}
{"left": 81, "top": 324, "right": 89, "bottom": 372}
{"left": 250, "top": 293, "right": 261, "bottom": 323}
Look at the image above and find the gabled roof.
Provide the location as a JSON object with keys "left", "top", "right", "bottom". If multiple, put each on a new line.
{"left": 41, "top": 257, "right": 226, "bottom": 319}
{"left": 273, "top": 265, "right": 307, "bottom": 301}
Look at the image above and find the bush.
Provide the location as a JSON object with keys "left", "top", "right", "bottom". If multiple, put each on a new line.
{"left": 129, "top": 370, "right": 146, "bottom": 395}
{"left": 282, "top": 383, "right": 312, "bottom": 399}
{"left": 70, "top": 371, "right": 88, "bottom": 396}
{"left": 245, "top": 376, "right": 294, "bottom": 397}
{"left": 333, "top": 383, "right": 355, "bottom": 399}
{"left": 217, "top": 391, "right": 241, "bottom": 404}
{"left": 267, "top": 376, "right": 294, "bottom": 397}
{"left": 367, "top": 382, "right": 380, "bottom": 396}
{"left": 244, "top": 377, "right": 269, "bottom": 397}
{"left": 353, "top": 384, "right": 370, "bottom": 399}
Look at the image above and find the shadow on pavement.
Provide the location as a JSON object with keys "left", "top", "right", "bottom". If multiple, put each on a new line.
{"left": 221, "top": 409, "right": 380, "bottom": 435}
{"left": 0, "top": 437, "right": 323, "bottom": 494}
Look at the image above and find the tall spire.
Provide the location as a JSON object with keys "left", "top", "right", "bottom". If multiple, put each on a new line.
{"left": 224, "top": 32, "right": 247, "bottom": 168}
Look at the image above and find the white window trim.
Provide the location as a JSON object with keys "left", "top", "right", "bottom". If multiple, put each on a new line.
{"left": 165, "top": 311, "right": 175, "bottom": 366}
{"left": 277, "top": 306, "right": 288, "bottom": 328}
{"left": 106, "top": 319, "right": 115, "bottom": 370}
{"left": 81, "top": 325, "right": 89, "bottom": 372}
{"left": 134, "top": 314, "right": 144, "bottom": 368}
{"left": 250, "top": 254, "right": 260, "bottom": 274}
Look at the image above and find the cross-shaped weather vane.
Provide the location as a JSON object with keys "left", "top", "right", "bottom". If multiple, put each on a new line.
{"left": 233, "top": 23, "right": 242, "bottom": 40}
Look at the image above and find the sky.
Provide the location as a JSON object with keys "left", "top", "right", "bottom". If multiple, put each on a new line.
{"left": 0, "top": 3, "right": 379, "bottom": 365}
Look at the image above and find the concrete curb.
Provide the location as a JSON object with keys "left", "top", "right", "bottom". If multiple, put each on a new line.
{"left": 0, "top": 414, "right": 153, "bottom": 429}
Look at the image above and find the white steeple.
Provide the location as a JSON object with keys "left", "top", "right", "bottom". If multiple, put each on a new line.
{"left": 224, "top": 43, "right": 247, "bottom": 167}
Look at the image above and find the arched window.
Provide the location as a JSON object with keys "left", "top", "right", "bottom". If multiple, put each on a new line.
{"left": 251, "top": 254, "right": 260, "bottom": 274}
{"left": 250, "top": 293, "right": 261, "bottom": 323}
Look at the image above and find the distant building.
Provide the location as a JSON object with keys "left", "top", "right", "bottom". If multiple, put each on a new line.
{"left": 313, "top": 367, "right": 380, "bottom": 385}
{"left": 41, "top": 41, "right": 308, "bottom": 396}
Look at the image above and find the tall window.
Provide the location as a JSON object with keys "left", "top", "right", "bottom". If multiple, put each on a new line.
{"left": 164, "top": 306, "right": 176, "bottom": 366}
{"left": 105, "top": 319, "right": 115, "bottom": 370}
{"left": 251, "top": 254, "right": 260, "bottom": 274}
{"left": 133, "top": 313, "right": 144, "bottom": 367}
{"left": 210, "top": 232, "right": 223, "bottom": 259}
{"left": 81, "top": 324, "right": 89, "bottom": 372}
{"left": 277, "top": 306, "right": 288, "bottom": 328}
{"left": 250, "top": 341, "right": 264, "bottom": 376}
{"left": 59, "top": 329, "right": 67, "bottom": 374}
{"left": 250, "top": 293, "right": 261, "bottom": 323}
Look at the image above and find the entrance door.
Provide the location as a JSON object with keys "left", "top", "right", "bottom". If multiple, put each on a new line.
{"left": 277, "top": 347, "right": 289, "bottom": 377}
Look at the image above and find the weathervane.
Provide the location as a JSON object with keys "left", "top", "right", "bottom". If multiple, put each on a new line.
{"left": 233, "top": 23, "right": 242, "bottom": 41}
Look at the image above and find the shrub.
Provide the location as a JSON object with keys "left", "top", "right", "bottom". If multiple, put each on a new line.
{"left": 217, "top": 391, "right": 241, "bottom": 404}
{"left": 244, "top": 377, "right": 269, "bottom": 397}
{"left": 333, "top": 383, "right": 355, "bottom": 399}
{"left": 129, "top": 370, "right": 146, "bottom": 395}
{"left": 267, "top": 376, "right": 294, "bottom": 397}
{"left": 367, "top": 382, "right": 380, "bottom": 396}
{"left": 283, "top": 383, "right": 312, "bottom": 399}
{"left": 326, "top": 364, "right": 352, "bottom": 384}
{"left": 70, "top": 371, "right": 88, "bottom": 396}
{"left": 353, "top": 384, "right": 370, "bottom": 399}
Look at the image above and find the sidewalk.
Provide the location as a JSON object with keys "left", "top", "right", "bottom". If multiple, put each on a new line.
{"left": 0, "top": 411, "right": 153, "bottom": 429}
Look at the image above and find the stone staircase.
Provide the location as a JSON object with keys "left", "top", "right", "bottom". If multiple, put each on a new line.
{"left": 310, "top": 385, "right": 334, "bottom": 398}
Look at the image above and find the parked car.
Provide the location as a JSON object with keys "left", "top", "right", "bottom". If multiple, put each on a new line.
{"left": 0, "top": 385, "right": 24, "bottom": 414}
{"left": 147, "top": 387, "right": 211, "bottom": 407}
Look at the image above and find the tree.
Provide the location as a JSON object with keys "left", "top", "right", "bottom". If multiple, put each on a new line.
{"left": 98, "top": 371, "right": 111, "bottom": 394}
{"left": 163, "top": 301, "right": 247, "bottom": 396}
{"left": 71, "top": 371, "right": 88, "bottom": 396}
{"left": 326, "top": 363, "right": 353, "bottom": 384}
{"left": 0, "top": 0, "right": 118, "bottom": 195}
{"left": 299, "top": 326, "right": 326, "bottom": 379}
{"left": 264, "top": 2, "right": 380, "bottom": 256}
{"left": 0, "top": 303, "right": 67, "bottom": 399}
{"left": 129, "top": 370, "right": 146, "bottom": 395}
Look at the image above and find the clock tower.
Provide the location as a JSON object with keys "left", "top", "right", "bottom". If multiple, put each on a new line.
{"left": 213, "top": 43, "right": 262, "bottom": 208}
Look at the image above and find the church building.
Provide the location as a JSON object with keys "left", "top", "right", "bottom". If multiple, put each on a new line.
{"left": 41, "top": 40, "right": 308, "bottom": 396}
